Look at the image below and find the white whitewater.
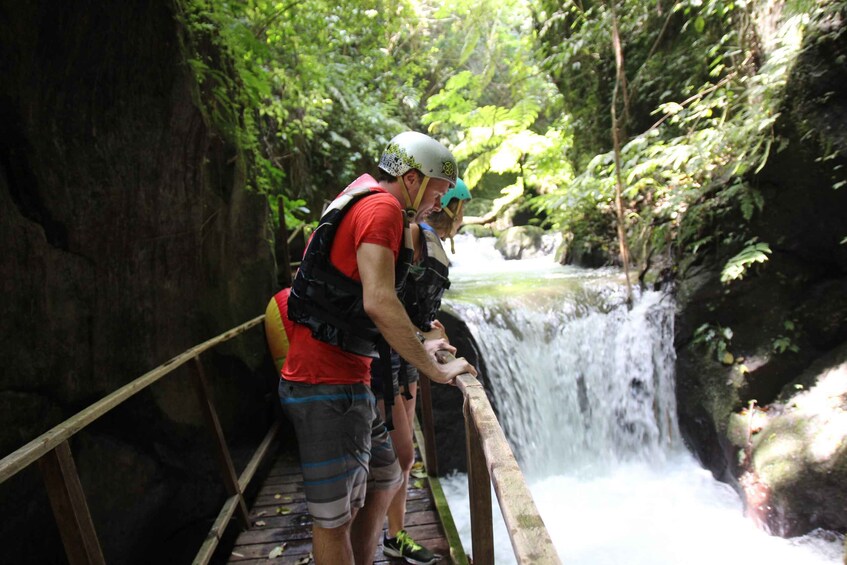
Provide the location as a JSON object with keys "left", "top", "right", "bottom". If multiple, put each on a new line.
{"left": 438, "top": 235, "right": 844, "bottom": 564}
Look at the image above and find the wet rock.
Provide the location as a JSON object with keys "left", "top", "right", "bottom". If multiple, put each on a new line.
{"left": 494, "top": 225, "right": 545, "bottom": 259}
{"left": 429, "top": 310, "right": 493, "bottom": 474}
{"left": 555, "top": 236, "right": 612, "bottom": 268}
{"left": 746, "top": 345, "right": 847, "bottom": 536}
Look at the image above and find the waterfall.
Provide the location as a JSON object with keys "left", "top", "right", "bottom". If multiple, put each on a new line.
{"left": 447, "top": 282, "right": 679, "bottom": 479}
{"left": 439, "top": 235, "right": 844, "bottom": 565}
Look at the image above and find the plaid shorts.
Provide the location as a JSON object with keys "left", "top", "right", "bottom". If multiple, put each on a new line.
{"left": 278, "top": 380, "right": 401, "bottom": 529}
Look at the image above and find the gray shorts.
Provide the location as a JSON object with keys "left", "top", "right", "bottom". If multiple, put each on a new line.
{"left": 278, "top": 380, "right": 402, "bottom": 529}
{"left": 371, "top": 352, "right": 421, "bottom": 399}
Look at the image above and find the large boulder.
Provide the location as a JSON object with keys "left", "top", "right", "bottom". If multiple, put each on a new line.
{"left": 494, "top": 225, "right": 545, "bottom": 259}
{"left": 427, "top": 310, "right": 493, "bottom": 474}
{"left": 726, "top": 344, "right": 847, "bottom": 536}
{"left": 555, "top": 235, "right": 613, "bottom": 268}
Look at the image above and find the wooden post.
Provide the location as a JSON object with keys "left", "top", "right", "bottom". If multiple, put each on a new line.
{"left": 38, "top": 441, "right": 106, "bottom": 565}
{"left": 464, "top": 397, "right": 493, "bottom": 564}
{"left": 277, "top": 195, "right": 292, "bottom": 288}
{"left": 189, "top": 356, "right": 250, "bottom": 528}
{"left": 418, "top": 375, "right": 439, "bottom": 476}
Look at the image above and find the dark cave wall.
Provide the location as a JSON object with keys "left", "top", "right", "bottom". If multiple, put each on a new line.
{"left": 0, "top": 2, "right": 277, "bottom": 563}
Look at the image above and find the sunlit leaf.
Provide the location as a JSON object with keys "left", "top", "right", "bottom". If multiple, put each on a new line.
{"left": 721, "top": 242, "right": 772, "bottom": 283}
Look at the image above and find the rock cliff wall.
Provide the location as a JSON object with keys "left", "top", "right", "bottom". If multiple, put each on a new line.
{"left": 0, "top": 2, "right": 277, "bottom": 562}
{"left": 674, "top": 5, "right": 847, "bottom": 537}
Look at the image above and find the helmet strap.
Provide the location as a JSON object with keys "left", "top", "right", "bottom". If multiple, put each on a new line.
{"left": 413, "top": 176, "right": 429, "bottom": 210}
{"left": 442, "top": 199, "right": 462, "bottom": 219}
{"left": 400, "top": 173, "right": 430, "bottom": 219}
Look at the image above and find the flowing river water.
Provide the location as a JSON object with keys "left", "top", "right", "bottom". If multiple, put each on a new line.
{"left": 438, "top": 235, "right": 844, "bottom": 565}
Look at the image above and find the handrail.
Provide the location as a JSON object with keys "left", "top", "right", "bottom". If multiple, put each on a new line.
{"left": 427, "top": 352, "right": 561, "bottom": 564}
{"left": 0, "top": 316, "right": 264, "bottom": 484}
{"left": 0, "top": 315, "right": 271, "bottom": 565}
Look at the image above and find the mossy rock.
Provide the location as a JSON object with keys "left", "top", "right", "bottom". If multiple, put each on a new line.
{"left": 494, "top": 225, "right": 545, "bottom": 259}
{"left": 746, "top": 345, "right": 847, "bottom": 535}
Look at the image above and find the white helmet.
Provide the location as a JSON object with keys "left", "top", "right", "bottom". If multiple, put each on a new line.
{"left": 378, "top": 131, "right": 457, "bottom": 187}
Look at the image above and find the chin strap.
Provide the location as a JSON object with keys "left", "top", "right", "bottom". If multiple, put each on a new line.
{"left": 442, "top": 199, "right": 463, "bottom": 219}
{"left": 400, "top": 174, "right": 430, "bottom": 220}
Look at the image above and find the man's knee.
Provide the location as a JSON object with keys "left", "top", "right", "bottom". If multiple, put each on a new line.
{"left": 396, "top": 443, "right": 414, "bottom": 473}
{"left": 314, "top": 519, "right": 351, "bottom": 538}
{"left": 312, "top": 521, "right": 353, "bottom": 564}
{"left": 390, "top": 432, "right": 414, "bottom": 472}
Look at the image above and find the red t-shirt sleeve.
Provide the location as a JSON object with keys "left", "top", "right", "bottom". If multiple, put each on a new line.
{"left": 330, "top": 193, "right": 403, "bottom": 280}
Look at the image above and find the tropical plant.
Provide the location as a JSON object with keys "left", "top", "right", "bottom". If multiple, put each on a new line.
{"left": 532, "top": 0, "right": 813, "bottom": 277}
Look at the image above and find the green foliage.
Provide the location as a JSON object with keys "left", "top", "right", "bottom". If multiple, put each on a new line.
{"left": 772, "top": 320, "right": 800, "bottom": 354}
{"left": 720, "top": 239, "right": 772, "bottom": 283}
{"left": 174, "top": 0, "right": 442, "bottom": 226}
{"left": 693, "top": 323, "right": 735, "bottom": 364}
{"left": 421, "top": 1, "right": 574, "bottom": 215}
{"left": 171, "top": 0, "right": 835, "bottom": 282}
{"left": 533, "top": 0, "right": 814, "bottom": 271}
{"left": 174, "top": 0, "right": 279, "bottom": 193}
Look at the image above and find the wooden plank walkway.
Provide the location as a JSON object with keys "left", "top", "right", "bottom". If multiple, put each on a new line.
{"left": 226, "top": 448, "right": 457, "bottom": 564}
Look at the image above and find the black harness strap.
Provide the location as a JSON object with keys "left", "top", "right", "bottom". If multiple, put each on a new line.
{"left": 376, "top": 337, "right": 396, "bottom": 431}
{"left": 398, "top": 359, "right": 413, "bottom": 400}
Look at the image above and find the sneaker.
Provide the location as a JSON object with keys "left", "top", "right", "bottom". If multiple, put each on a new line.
{"left": 383, "top": 529, "right": 438, "bottom": 565}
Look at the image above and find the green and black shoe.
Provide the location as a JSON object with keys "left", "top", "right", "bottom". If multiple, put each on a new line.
{"left": 383, "top": 529, "right": 438, "bottom": 565}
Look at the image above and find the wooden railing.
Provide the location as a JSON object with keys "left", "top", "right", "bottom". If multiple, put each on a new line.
{"left": 0, "top": 316, "right": 275, "bottom": 565}
{"left": 1, "top": 314, "right": 559, "bottom": 564}
{"left": 420, "top": 353, "right": 561, "bottom": 564}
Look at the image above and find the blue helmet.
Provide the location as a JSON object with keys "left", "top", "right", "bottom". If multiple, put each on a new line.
{"left": 440, "top": 178, "right": 471, "bottom": 208}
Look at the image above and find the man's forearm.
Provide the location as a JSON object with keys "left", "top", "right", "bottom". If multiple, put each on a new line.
{"left": 365, "top": 293, "right": 447, "bottom": 382}
{"left": 357, "top": 241, "right": 454, "bottom": 383}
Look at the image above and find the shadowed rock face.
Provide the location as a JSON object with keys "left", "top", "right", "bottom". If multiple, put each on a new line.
{"left": 674, "top": 9, "right": 847, "bottom": 538}
{"left": 427, "top": 310, "right": 492, "bottom": 474}
{"left": 0, "top": 3, "right": 277, "bottom": 563}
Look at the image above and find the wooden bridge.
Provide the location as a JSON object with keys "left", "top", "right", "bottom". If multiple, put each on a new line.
{"left": 226, "top": 433, "right": 457, "bottom": 564}
{"left": 0, "top": 315, "right": 561, "bottom": 565}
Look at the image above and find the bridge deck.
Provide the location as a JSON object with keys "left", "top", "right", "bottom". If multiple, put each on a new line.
{"left": 226, "top": 448, "right": 456, "bottom": 564}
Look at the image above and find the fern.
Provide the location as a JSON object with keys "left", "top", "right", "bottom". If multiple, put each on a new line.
{"left": 721, "top": 241, "right": 772, "bottom": 283}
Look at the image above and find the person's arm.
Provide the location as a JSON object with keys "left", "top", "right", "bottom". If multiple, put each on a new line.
{"left": 357, "top": 242, "right": 476, "bottom": 384}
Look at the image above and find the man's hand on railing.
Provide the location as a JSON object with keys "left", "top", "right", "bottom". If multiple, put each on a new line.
{"left": 424, "top": 343, "right": 477, "bottom": 385}
{"left": 430, "top": 356, "right": 477, "bottom": 385}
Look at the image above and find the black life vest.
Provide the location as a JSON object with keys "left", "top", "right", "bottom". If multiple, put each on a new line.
{"left": 287, "top": 183, "right": 414, "bottom": 358}
{"left": 403, "top": 223, "right": 450, "bottom": 331}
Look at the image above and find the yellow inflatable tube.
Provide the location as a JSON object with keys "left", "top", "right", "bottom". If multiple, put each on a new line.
{"left": 264, "top": 291, "right": 290, "bottom": 374}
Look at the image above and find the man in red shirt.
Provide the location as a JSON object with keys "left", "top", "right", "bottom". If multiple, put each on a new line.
{"left": 276, "top": 132, "right": 477, "bottom": 564}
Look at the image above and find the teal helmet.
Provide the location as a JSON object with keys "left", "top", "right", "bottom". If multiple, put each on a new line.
{"left": 440, "top": 178, "right": 471, "bottom": 208}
